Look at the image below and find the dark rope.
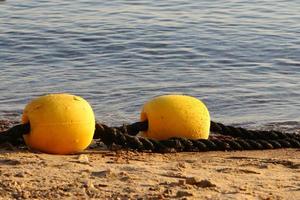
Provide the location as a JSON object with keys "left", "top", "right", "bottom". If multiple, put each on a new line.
{"left": 118, "top": 120, "right": 300, "bottom": 140}
{"left": 116, "top": 121, "right": 148, "bottom": 136}
{"left": 0, "top": 120, "right": 299, "bottom": 152}
{"left": 0, "top": 123, "right": 30, "bottom": 145}
{"left": 94, "top": 121, "right": 300, "bottom": 152}
{"left": 210, "top": 121, "right": 300, "bottom": 140}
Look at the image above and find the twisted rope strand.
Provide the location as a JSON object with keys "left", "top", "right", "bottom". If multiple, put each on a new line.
{"left": 0, "top": 123, "right": 29, "bottom": 145}
{"left": 0, "top": 121, "right": 299, "bottom": 152}
{"left": 210, "top": 121, "right": 299, "bottom": 140}
{"left": 117, "top": 120, "right": 300, "bottom": 140}
{"left": 94, "top": 122, "right": 300, "bottom": 152}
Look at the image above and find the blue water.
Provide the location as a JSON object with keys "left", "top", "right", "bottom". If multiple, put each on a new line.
{"left": 0, "top": 0, "right": 299, "bottom": 130}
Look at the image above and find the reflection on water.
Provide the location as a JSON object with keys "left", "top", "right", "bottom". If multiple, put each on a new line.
{"left": 0, "top": 0, "right": 299, "bottom": 130}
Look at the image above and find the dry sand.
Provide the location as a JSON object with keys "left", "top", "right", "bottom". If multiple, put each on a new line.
{"left": 0, "top": 146, "right": 299, "bottom": 200}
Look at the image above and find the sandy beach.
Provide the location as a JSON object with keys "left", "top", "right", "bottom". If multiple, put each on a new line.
{"left": 0, "top": 143, "right": 299, "bottom": 200}
{"left": 0, "top": 120, "right": 299, "bottom": 199}
{"left": 1, "top": 0, "right": 300, "bottom": 199}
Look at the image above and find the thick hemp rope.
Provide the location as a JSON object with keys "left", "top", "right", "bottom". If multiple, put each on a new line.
{"left": 0, "top": 123, "right": 30, "bottom": 146}
{"left": 92, "top": 121, "right": 300, "bottom": 152}
{"left": 0, "top": 121, "right": 299, "bottom": 152}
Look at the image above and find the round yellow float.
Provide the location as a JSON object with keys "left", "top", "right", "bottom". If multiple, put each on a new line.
{"left": 22, "top": 93, "right": 95, "bottom": 154}
{"left": 140, "top": 95, "right": 210, "bottom": 140}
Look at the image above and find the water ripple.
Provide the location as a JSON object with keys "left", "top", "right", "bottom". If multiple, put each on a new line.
{"left": 0, "top": 0, "right": 299, "bottom": 128}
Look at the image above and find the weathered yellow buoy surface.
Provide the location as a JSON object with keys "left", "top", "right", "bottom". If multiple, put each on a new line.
{"left": 140, "top": 95, "right": 210, "bottom": 140}
{"left": 22, "top": 93, "right": 95, "bottom": 154}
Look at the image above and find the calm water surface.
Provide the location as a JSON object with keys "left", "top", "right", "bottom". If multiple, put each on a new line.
{"left": 0, "top": 0, "right": 299, "bottom": 130}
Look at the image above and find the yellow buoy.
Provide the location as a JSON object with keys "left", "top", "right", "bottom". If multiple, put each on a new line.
{"left": 22, "top": 93, "right": 95, "bottom": 154}
{"left": 140, "top": 95, "right": 210, "bottom": 140}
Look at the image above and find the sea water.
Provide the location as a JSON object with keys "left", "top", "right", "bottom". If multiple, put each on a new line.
{"left": 0, "top": 0, "right": 299, "bottom": 131}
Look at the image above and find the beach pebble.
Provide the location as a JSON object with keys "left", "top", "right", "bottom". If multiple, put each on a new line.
{"left": 91, "top": 169, "right": 115, "bottom": 178}
{"left": 185, "top": 177, "right": 216, "bottom": 188}
{"left": 77, "top": 155, "right": 89, "bottom": 164}
{"left": 176, "top": 190, "right": 193, "bottom": 197}
{"left": 185, "top": 177, "right": 198, "bottom": 185}
{"left": 258, "top": 163, "right": 270, "bottom": 169}
{"left": 15, "top": 172, "right": 26, "bottom": 178}
{"left": 196, "top": 179, "right": 217, "bottom": 188}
